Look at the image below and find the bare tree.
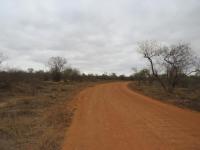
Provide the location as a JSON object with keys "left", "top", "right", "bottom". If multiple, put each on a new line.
{"left": 161, "top": 43, "right": 196, "bottom": 91}
{"left": 138, "top": 40, "right": 167, "bottom": 91}
{"left": 138, "top": 41, "right": 199, "bottom": 92}
{"left": 47, "top": 56, "right": 67, "bottom": 81}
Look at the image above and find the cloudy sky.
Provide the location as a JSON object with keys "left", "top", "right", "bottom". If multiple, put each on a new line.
{"left": 0, "top": 0, "right": 200, "bottom": 74}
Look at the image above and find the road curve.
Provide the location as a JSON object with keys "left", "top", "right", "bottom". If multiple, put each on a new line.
{"left": 62, "top": 82, "right": 200, "bottom": 150}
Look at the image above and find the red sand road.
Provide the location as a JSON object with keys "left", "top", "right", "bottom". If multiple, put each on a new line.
{"left": 62, "top": 82, "right": 200, "bottom": 150}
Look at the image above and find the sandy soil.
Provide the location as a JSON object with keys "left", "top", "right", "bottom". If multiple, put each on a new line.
{"left": 62, "top": 82, "right": 200, "bottom": 150}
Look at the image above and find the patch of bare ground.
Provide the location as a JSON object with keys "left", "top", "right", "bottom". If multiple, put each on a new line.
{"left": 128, "top": 82, "right": 200, "bottom": 112}
{"left": 0, "top": 81, "right": 94, "bottom": 150}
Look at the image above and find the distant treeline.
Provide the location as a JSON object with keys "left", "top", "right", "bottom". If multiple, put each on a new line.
{"left": 0, "top": 55, "right": 133, "bottom": 88}
{"left": 0, "top": 69, "right": 134, "bottom": 91}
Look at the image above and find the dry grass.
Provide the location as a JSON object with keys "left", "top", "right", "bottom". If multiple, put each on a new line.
{"left": 128, "top": 82, "right": 200, "bottom": 112}
{"left": 0, "top": 81, "right": 93, "bottom": 150}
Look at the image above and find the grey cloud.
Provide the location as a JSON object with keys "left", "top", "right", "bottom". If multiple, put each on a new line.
{"left": 0, "top": 0, "right": 200, "bottom": 75}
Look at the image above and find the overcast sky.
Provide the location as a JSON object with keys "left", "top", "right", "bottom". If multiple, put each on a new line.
{"left": 0, "top": 0, "right": 200, "bottom": 75}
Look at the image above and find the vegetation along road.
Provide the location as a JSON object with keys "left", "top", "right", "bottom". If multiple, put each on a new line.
{"left": 62, "top": 82, "right": 200, "bottom": 150}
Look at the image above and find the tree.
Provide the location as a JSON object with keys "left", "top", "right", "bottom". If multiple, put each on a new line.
{"left": 110, "top": 73, "right": 117, "bottom": 80}
{"left": 161, "top": 43, "right": 196, "bottom": 91}
{"left": 47, "top": 56, "right": 67, "bottom": 81}
{"left": 138, "top": 41, "right": 199, "bottom": 92}
{"left": 138, "top": 40, "right": 167, "bottom": 91}
{"left": 63, "top": 67, "right": 80, "bottom": 81}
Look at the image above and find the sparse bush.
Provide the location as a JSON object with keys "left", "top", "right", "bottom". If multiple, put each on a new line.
{"left": 63, "top": 67, "right": 81, "bottom": 82}
{"left": 133, "top": 69, "right": 150, "bottom": 85}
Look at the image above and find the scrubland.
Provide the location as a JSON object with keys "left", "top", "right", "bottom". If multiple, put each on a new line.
{"left": 0, "top": 78, "right": 92, "bottom": 150}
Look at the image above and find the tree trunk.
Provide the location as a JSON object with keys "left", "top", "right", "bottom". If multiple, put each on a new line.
{"left": 148, "top": 58, "right": 167, "bottom": 92}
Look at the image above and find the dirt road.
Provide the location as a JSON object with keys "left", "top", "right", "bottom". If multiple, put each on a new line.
{"left": 62, "top": 82, "right": 200, "bottom": 150}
